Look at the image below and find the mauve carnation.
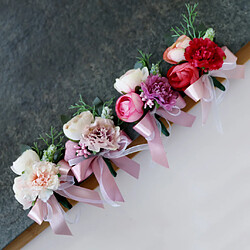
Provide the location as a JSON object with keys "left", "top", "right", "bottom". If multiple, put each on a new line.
{"left": 184, "top": 38, "right": 225, "bottom": 71}
{"left": 140, "top": 75, "right": 178, "bottom": 111}
{"left": 81, "top": 117, "right": 121, "bottom": 152}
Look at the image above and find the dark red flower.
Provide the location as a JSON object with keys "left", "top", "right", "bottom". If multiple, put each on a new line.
{"left": 184, "top": 38, "right": 226, "bottom": 71}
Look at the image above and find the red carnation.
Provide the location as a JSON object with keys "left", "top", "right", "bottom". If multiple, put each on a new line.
{"left": 184, "top": 38, "right": 226, "bottom": 71}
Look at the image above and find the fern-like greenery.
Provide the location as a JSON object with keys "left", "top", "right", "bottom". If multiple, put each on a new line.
{"left": 69, "top": 95, "right": 99, "bottom": 117}
{"left": 31, "top": 127, "right": 64, "bottom": 161}
{"left": 170, "top": 3, "right": 205, "bottom": 39}
{"left": 137, "top": 50, "right": 152, "bottom": 70}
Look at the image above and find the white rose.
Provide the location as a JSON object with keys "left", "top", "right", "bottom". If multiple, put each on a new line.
{"left": 13, "top": 176, "right": 37, "bottom": 209}
{"left": 11, "top": 149, "right": 40, "bottom": 175}
{"left": 63, "top": 111, "right": 94, "bottom": 141}
{"left": 114, "top": 67, "right": 149, "bottom": 94}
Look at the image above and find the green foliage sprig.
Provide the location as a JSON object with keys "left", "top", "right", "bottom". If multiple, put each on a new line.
{"left": 70, "top": 94, "right": 99, "bottom": 117}
{"left": 136, "top": 50, "right": 152, "bottom": 70}
{"left": 31, "top": 126, "right": 64, "bottom": 162}
{"left": 70, "top": 96, "right": 115, "bottom": 119}
{"left": 103, "top": 97, "right": 114, "bottom": 109}
{"left": 170, "top": 3, "right": 205, "bottom": 39}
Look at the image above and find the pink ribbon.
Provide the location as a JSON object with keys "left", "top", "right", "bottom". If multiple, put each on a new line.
{"left": 28, "top": 195, "right": 72, "bottom": 235}
{"left": 132, "top": 95, "right": 195, "bottom": 168}
{"left": 184, "top": 46, "right": 245, "bottom": 126}
{"left": 64, "top": 135, "right": 140, "bottom": 205}
{"left": 156, "top": 95, "right": 196, "bottom": 127}
{"left": 28, "top": 160, "right": 103, "bottom": 235}
{"left": 133, "top": 112, "right": 169, "bottom": 168}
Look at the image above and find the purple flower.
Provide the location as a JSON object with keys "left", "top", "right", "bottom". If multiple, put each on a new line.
{"left": 140, "top": 74, "right": 178, "bottom": 111}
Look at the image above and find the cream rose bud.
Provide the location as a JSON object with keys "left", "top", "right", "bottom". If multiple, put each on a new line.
{"left": 11, "top": 149, "right": 40, "bottom": 175}
{"left": 114, "top": 67, "right": 149, "bottom": 94}
{"left": 63, "top": 111, "right": 94, "bottom": 141}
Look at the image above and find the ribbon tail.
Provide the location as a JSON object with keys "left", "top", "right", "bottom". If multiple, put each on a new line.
{"left": 47, "top": 195, "right": 72, "bottom": 235}
{"left": 28, "top": 199, "right": 47, "bottom": 225}
{"left": 150, "top": 116, "right": 169, "bottom": 168}
{"left": 134, "top": 113, "right": 169, "bottom": 168}
{"left": 156, "top": 108, "right": 196, "bottom": 127}
{"left": 202, "top": 76, "right": 223, "bottom": 133}
{"left": 93, "top": 157, "right": 124, "bottom": 205}
{"left": 111, "top": 156, "right": 140, "bottom": 179}
{"left": 201, "top": 98, "right": 212, "bottom": 125}
{"left": 211, "top": 82, "right": 223, "bottom": 133}
{"left": 56, "top": 186, "right": 104, "bottom": 208}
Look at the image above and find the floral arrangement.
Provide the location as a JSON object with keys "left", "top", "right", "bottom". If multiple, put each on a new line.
{"left": 62, "top": 97, "right": 142, "bottom": 206}
{"left": 11, "top": 3, "right": 245, "bottom": 236}
{"left": 163, "top": 3, "right": 244, "bottom": 130}
{"left": 11, "top": 127, "right": 103, "bottom": 235}
{"left": 114, "top": 56, "right": 196, "bottom": 168}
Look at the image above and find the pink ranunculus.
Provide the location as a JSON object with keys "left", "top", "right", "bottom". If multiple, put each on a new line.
{"left": 163, "top": 35, "right": 191, "bottom": 64}
{"left": 167, "top": 62, "right": 200, "bottom": 91}
{"left": 115, "top": 93, "right": 144, "bottom": 123}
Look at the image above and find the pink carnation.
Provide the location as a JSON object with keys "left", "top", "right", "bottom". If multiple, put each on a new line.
{"left": 81, "top": 117, "right": 121, "bottom": 152}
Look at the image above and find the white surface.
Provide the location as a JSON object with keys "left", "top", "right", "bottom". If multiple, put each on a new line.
{"left": 23, "top": 61, "right": 250, "bottom": 250}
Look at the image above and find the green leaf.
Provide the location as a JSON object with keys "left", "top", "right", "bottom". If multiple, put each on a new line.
{"left": 92, "top": 97, "right": 103, "bottom": 116}
{"left": 134, "top": 61, "right": 143, "bottom": 69}
{"left": 196, "top": 22, "right": 207, "bottom": 37}
{"left": 92, "top": 97, "right": 103, "bottom": 106}
{"left": 212, "top": 77, "right": 226, "bottom": 91}
{"left": 136, "top": 50, "right": 152, "bottom": 70}
{"left": 155, "top": 115, "right": 170, "bottom": 137}
{"left": 19, "top": 144, "right": 31, "bottom": 154}
{"left": 103, "top": 158, "right": 117, "bottom": 177}
{"left": 61, "top": 115, "right": 71, "bottom": 125}
{"left": 54, "top": 193, "right": 72, "bottom": 210}
{"left": 154, "top": 101, "right": 160, "bottom": 109}
{"left": 53, "top": 150, "right": 63, "bottom": 163}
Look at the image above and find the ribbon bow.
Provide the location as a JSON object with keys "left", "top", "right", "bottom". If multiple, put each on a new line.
{"left": 133, "top": 95, "right": 196, "bottom": 168}
{"left": 28, "top": 160, "right": 103, "bottom": 235}
{"left": 65, "top": 134, "right": 144, "bottom": 206}
{"left": 184, "top": 46, "right": 245, "bottom": 131}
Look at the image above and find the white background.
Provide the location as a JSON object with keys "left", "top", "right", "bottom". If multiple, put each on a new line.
{"left": 23, "top": 61, "right": 250, "bottom": 250}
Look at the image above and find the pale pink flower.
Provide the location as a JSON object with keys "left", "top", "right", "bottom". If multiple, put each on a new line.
{"left": 81, "top": 117, "right": 121, "bottom": 152}
{"left": 28, "top": 161, "right": 60, "bottom": 202}
{"left": 12, "top": 150, "right": 60, "bottom": 209}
